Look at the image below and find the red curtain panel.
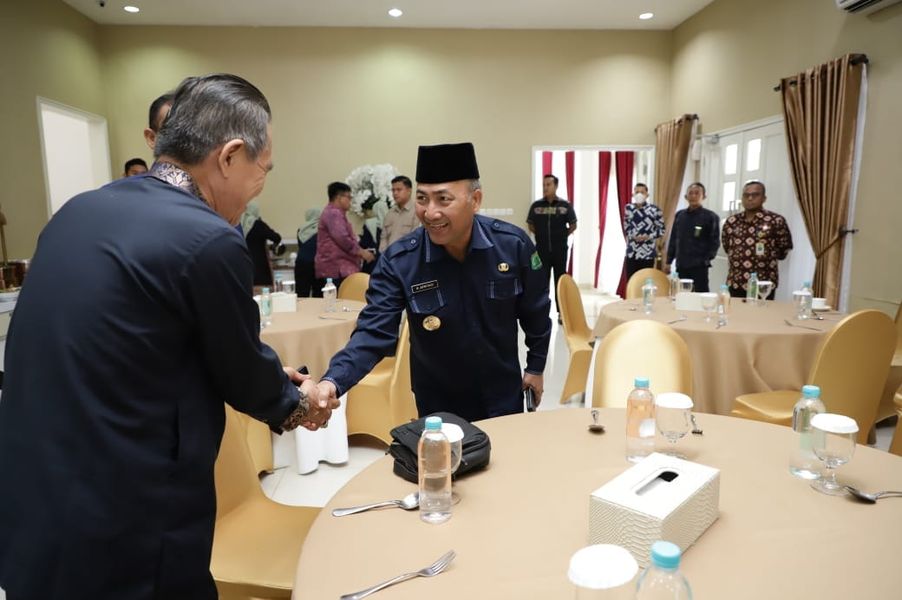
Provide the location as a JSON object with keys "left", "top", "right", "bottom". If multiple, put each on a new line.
{"left": 565, "top": 151, "right": 575, "bottom": 274}
{"left": 594, "top": 152, "right": 612, "bottom": 288}
{"left": 614, "top": 151, "right": 635, "bottom": 297}
{"left": 542, "top": 151, "right": 553, "bottom": 179}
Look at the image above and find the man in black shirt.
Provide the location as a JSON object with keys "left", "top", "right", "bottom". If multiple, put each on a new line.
{"left": 527, "top": 174, "right": 577, "bottom": 321}
{"left": 665, "top": 182, "right": 720, "bottom": 292}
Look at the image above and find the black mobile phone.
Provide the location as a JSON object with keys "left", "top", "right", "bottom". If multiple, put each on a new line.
{"left": 296, "top": 365, "right": 309, "bottom": 375}
{"left": 524, "top": 387, "right": 537, "bottom": 412}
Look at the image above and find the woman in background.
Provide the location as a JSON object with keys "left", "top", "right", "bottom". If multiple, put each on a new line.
{"left": 295, "top": 207, "right": 322, "bottom": 297}
{"left": 241, "top": 200, "right": 283, "bottom": 287}
{"left": 359, "top": 198, "right": 389, "bottom": 275}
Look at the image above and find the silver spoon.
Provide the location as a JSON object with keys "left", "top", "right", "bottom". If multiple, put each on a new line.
{"left": 844, "top": 485, "right": 902, "bottom": 503}
{"left": 332, "top": 492, "right": 420, "bottom": 516}
{"left": 690, "top": 414, "right": 704, "bottom": 435}
{"left": 588, "top": 409, "right": 605, "bottom": 434}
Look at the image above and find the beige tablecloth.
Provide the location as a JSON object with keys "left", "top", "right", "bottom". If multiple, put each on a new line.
{"left": 594, "top": 298, "right": 839, "bottom": 415}
{"left": 246, "top": 298, "right": 364, "bottom": 473}
{"left": 293, "top": 408, "right": 902, "bottom": 600}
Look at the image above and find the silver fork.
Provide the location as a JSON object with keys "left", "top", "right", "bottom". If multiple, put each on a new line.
{"left": 783, "top": 318, "right": 822, "bottom": 332}
{"left": 340, "top": 550, "right": 456, "bottom": 600}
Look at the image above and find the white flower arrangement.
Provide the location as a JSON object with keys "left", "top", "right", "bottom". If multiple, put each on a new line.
{"left": 346, "top": 163, "right": 399, "bottom": 217}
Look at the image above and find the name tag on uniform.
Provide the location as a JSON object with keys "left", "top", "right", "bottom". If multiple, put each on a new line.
{"left": 411, "top": 280, "right": 439, "bottom": 294}
{"left": 755, "top": 241, "right": 765, "bottom": 256}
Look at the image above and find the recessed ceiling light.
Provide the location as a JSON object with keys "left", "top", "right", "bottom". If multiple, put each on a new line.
{"left": 124, "top": 5, "right": 140, "bottom": 13}
{"left": 639, "top": 12, "right": 654, "bottom": 20}
{"left": 388, "top": 8, "right": 403, "bottom": 18}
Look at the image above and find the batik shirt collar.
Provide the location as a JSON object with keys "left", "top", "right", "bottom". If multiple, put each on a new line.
{"left": 149, "top": 161, "right": 203, "bottom": 199}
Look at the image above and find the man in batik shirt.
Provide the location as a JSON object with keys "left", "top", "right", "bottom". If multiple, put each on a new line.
{"left": 623, "top": 183, "right": 664, "bottom": 279}
{"left": 721, "top": 180, "right": 793, "bottom": 298}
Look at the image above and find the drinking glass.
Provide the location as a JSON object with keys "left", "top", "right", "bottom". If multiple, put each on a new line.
{"left": 756, "top": 280, "right": 774, "bottom": 306}
{"left": 699, "top": 292, "right": 718, "bottom": 323}
{"left": 810, "top": 413, "right": 858, "bottom": 496}
{"left": 442, "top": 423, "right": 464, "bottom": 502}
{"left": 655, "top": 393, "right": 693, "bottom": 456}
{"left": 678, "top": 278, "right": 694, "bottom": 295}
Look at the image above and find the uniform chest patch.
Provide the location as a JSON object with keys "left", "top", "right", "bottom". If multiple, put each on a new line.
{"left": 411, "top": 280, "right": 439, "bottom": 294}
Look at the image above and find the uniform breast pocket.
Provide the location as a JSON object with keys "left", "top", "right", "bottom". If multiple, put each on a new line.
{"left": 486, "top": 277, "right": 522, "bottom": 301}
{"left": 409, "top": 287, "right": 446, "bottom": 314}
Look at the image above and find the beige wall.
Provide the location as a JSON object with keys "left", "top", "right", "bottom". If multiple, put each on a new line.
{"left": 98, "top": 26, "right": 673, "bottom": 236}
{"left": 0, "top": 0, "right": 104, "bottom": 259}
{"left": 672, "top": 0, "right": 902, "bottom": 313}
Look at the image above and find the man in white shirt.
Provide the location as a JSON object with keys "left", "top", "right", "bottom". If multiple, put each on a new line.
{"left": 379, "top": 175, "right": 420, "bottom": 252}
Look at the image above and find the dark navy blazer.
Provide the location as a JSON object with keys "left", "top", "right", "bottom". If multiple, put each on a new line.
{"left": 0, "top": 175, "right": 298, "bottom": 598}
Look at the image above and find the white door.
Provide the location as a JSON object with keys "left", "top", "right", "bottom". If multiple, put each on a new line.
{"left": 700, "top": 119, "right": 815, "bottom": 301}
{"left": 37, "top": 97, "right": 111, "bottom": 217}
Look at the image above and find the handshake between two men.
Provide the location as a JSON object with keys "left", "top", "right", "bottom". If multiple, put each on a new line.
{"left": 282, "top": 366, "right": 343, "bottom": 432}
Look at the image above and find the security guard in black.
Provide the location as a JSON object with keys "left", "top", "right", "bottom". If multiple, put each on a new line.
{"left": 527, "top": 175, "right": 577, "bottom": 314}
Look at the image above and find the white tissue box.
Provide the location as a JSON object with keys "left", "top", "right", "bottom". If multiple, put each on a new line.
{"left": 674, "top": 292, "right": 704, "bottom": 312}
{"left": 271, "top": 292, "right": 297, "bottom": 313}
{"left": 588, "top": 453, "right": 719, "bottom": 567}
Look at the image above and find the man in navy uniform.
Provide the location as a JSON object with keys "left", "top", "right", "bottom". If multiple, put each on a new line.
{"left": 317, "top": 143, "right": 552, "bottom": 421}
{"left": 0, "top": 74, "right": 331, "bottom": 599}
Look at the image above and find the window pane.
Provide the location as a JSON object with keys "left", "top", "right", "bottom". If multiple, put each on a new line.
{"left": 724, "top": 144, "right": 738, "bottom": 175}
{"left": 746, "top": 139, "right": 761, "bottom": 172}
{"left": 722, "top": 181, "right": 736, "bottom": 212}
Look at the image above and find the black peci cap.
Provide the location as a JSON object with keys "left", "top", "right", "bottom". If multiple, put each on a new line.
{"left": 415, "top": 142, "right": 480, "bottom": 184}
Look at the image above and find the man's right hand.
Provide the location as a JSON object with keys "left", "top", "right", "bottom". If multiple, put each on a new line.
{"left": 313, "top": 380, "right": 341, "bottom": 410}
{"left": 663, "top": 265, "right": 672, "bottom": 275}
{"left": 360, "top": 249, "right": 376, "bottom": 263}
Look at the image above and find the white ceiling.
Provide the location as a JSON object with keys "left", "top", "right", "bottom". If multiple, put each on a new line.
{"left": 62, "top": 0, "right": 715, "bottom": 30}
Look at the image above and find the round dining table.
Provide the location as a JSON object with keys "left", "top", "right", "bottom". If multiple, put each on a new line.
{"left": 292, "top": 408, "right": 902, "bottom": 599}
{"left": 593, "top": 298, "right": 840, "bottom": 415}
{"left": 246, "top": 297, "right": 364, "bottom": 474}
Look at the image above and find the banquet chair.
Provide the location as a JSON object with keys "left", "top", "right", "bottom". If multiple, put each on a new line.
{"left": 889, "top": 391, "right": 902, "bottom": 457}
{"left": 591, "top": 319, "right": 692, "bottom": 408}
{"left": 874, "top": 301, "right": 902, "bottom": 425}
{"left": 211, "top": 406, "right": 320, "bottom": 599}
{"left": 625, "top": 268, "right": 670, "bottom": 300}
{"left": 346, "top": 320, "right": 416, "bottom": 444}
{"left": 337, "top": 272, "right": 369, "bottom": 302}
{"left": 557, "top": 274, "right": 595, "bottom": 404}
{"left": 731, "top": 310, "right": 896, "bottom": 445}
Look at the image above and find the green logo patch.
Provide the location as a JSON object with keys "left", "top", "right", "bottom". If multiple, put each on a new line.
{"left": 530, "top": 252, "right": 543, "bottom": 270}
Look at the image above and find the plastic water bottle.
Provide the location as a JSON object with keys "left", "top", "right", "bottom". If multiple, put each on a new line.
{"left": 322, "top": 277, "right": 337, "bottom": 312}
{"left": 260, "top": 286, "right": 272, "bottom": 328}
{"left": 796, "top": 280, "right": 813, "bottom": 320}
{"left": 790, "top": 385, "right": 826, "bottom": 480}
{"left": 636, "top": 541, "right": 693, "bottom": 600}
{"left": 642, "top": 278, "right": 657, "bottom": 314}
{"left": 746, "top": 272, "right": 758, "bottom": 304}
{"left": 273, "top": 272, "right": 284, "bottom": 293}
{"left": 626, "top": 377, "right": 656, "bottom": 462}
{"left": 669, "top": 270, "right": 680, "bottom": 301}
{"left": 418, "top": 416, "right": 452, "bottom": 524}
{"left": 716, "top": 284, "right": 730, "bottom": 327}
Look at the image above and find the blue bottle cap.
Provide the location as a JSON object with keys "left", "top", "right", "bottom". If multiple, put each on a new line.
{"left": 650, "top": 541, "right": 681, "bottom": 569}
{"left": 720, "top": 284, "right": 729, "bottom": 291}
{"left": 645, "top": 278, "right": 653, "bottom": 285}
{"left": 803, "top": 280, "right": 812, "bottom": 287}
{"left": 424, "top": 416, "right": 443, "bottom": 430}
{"left": 261, "top": 287, "right": 270, "bottom": 294}
{"left": 634, "top": 377, "right": 650, "bottom": 389}
{"left": 802, "top": 385, "right": 820, "bottom": 398}
{"left": 326, "top": 277, "right": 333, "bottom": 283}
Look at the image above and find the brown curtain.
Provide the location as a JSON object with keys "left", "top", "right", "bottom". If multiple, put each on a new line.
{"left": 654, "top": 114, "right": 698, "bottom": 267}
{"left": 780, "top": 54, "right": 866, "bottom": 307}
